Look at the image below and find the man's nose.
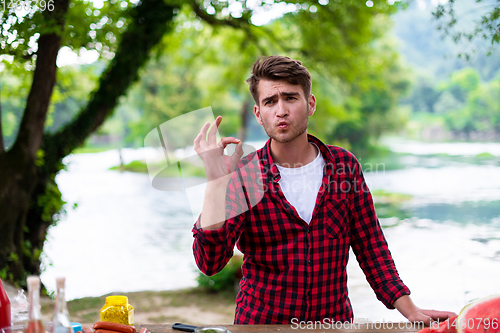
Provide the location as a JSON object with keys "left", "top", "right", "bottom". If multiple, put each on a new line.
{"left": 276, "top": 99, "right": 288, "bottom": 117}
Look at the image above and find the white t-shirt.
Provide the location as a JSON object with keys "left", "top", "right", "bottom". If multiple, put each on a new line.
{"left": 276, "top": 144, "right": 325, "bottom": 224}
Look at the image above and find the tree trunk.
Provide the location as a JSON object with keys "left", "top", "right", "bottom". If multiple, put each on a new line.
{"left": 0, "top": 0, "right": 69, "bottom": 285}
{"left": 0, "top": 91, "right": 4, "bottom": 154}
{"left": 18, "top": 0, "right": 179, "bottom": 285}
{"left": 237, "top": 98, "right": 251, "bottom": 142}
{"left": 0, "top": 156, "right": 36, "bottom": 282}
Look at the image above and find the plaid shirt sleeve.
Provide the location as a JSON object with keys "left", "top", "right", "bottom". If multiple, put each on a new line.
{"left": 348, "top": 154, "right": 411, "bottom": 309}
{"left": 192, "top": 172, "right": 246, "bottom": 276}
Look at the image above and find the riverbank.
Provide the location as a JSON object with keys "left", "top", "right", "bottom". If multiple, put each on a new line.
{"left": 4, "top": 280, "right": 236, "bottom": 326}
{"left": 62, "top": 288, "right": 236, "bottom": 326}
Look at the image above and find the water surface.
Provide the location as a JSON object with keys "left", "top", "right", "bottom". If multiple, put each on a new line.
{"left": 41, "top": 140, "right": 500, "bottom": 321}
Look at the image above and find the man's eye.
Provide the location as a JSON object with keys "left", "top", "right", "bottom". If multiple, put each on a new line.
{"left": 287, "top": 96, "right": 297, "bottom": 100}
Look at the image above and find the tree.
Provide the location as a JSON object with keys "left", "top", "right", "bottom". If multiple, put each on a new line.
{"left": 444, "top": 70, "right": 500, "bottom": 137}
{"left": 431, "top": 0, "right": 500, "bottom": 58}
{"left": 0, "top": 0, "right": 179, "bottom": 285}
{"left": 0, "top": 0, "right": 402, "bottom": 286}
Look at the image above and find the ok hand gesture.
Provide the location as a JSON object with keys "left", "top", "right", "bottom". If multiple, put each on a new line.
{"left": 193, "top": 116, "right": 244, "bottom": 182}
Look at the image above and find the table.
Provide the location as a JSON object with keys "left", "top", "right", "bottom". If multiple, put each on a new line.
{"left": 136, "top": 323, "right": 424, "bottom": 333}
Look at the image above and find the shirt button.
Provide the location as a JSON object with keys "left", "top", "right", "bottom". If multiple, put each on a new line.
{"left": 308, "top": 260, "right": 312, "bottom": 265}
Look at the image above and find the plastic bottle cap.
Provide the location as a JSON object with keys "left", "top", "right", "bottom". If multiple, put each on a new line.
{"left": 56, "top": 277, "right": 66, "bottom": 289}
{"left": 26, "top": 276, "right": 40, "bottom": 289}
{"left": 105, "top": 296, "right": 128, "bottom": 305}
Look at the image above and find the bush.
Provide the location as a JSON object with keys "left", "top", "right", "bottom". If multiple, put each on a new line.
{"left": 196, "top": 255, "right": 243, "bottom": 292}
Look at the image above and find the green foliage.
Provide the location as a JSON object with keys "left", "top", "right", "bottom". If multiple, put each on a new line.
{"left": 2, "top": 0, "right": 412, "bottom": 156}
{"left": 444, "top": 73, "right": 500, "bottom": 135}
{"left": 72, "top": 146, "right": 113, "bottom": 154}
{"left": 37, "top": 177, "right": 66, "bottom": 223}
{"left": 197, "top": 255, "right": 243, "bottom": 292}
{"left": 310, "top": 37, "right": 411, "bottom": 155}
{"left": 393, "top": 0, "right": 500, "bottom": 84}
{"left": 438, "top": 67, "right": 481, "bottom": 104}
{"left": 0, "top": 0, "right": 134, "bottom": 62}
{"left": 0, "top": 267, "right": 7, "bottom": 281}
{"left": 111, "top": 159, "right": 206, "bottom": 177}
{"left": 280, "top": 0, "right": 397, "bottom": 83}
{"left": 0, "top": 64, "right": 31, "bottom": 149}
{"left": 103, "top": 3, "right": 410, "bottom": 157}
{"left": 431, "top": 0, "right": 500, "bottom": 57}
{"left": 45, "top": 64, "right": 100, "bottom": 133}
{"left": 371, "top": 189, "right": 413, "bottom": 203}
{"left": 476, "top": 152, "right": 495, "bottom": 158}
{"left": 403, "top": 65, "right": 500, "bottom": 139}
{"left": 9, "top": 252, "right": 19, "bottom": 263}
{"left": 117, "top": 54, "right": 207, "bottom": 147}
{"left": 35, "top": 149, "right": 45, "bottom": 167}
{"left": 112, "top": 16, "right": 260, "bottom": 147}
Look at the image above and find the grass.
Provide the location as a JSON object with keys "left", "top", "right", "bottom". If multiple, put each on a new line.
{"left": 371, "top": 190, "right": 413, "bottom": 204}
{"left": 72, "top": 147, "right": 116, "bottom": 154}
{"left": 110, "top": 160, "right": 150, "bottom": 173}
{"left": 110, "top": 160, "right": 206, "bottom": 178}
{"left": 476, "top": 152, "right": 495, "bottom": 158}
{"left": 47, "top": 287, "right": 238, "bottom": 325}
{"left": 371, "top": 190, "right": 413, "bottom": 221}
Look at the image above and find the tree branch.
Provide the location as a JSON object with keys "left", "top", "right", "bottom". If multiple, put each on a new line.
{"left": 432, "top": 1, "right": 500, "bottom": 49}
{"left": 190, "top": 1, "right": 270, "bottom": 55}
{"left": 190, "top": 0, "right": 249, "bottom": 29}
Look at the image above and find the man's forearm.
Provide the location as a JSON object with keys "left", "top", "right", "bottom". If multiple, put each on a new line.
{"left": 200, "top": 174, "right": 232, "bottom": 230}
{"left": 394, "top": 295, "right": 419, "bottom": 319}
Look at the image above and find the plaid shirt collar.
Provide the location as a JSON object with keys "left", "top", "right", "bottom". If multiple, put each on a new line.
{"left": 260, "top": 133, "right": 336, "bottom": 183}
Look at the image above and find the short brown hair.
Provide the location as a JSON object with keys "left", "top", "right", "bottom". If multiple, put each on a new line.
{"left": 246, "top": 55, "right": 312, "bottom": 105}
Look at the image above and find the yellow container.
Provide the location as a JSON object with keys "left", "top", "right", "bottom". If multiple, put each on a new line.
{"left": 100, "top": 296, "right": 134, "bottom": 325}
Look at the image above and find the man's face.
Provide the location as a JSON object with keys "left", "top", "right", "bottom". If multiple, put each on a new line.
{"left": 254, "top": 79, "right": 316, "bottom": 144}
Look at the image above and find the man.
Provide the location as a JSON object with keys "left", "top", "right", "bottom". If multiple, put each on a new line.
{"left": 192, "top": 55, "right": 455, "bottom": 325}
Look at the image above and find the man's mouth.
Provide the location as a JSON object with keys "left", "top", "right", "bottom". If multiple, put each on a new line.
{"left": 277, "top": 122, "right": 288, "bottom": 129}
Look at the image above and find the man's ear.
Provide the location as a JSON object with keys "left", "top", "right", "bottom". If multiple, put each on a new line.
{"left": 254, "top": 104, "right": 263, "bottom": 125}
{"left": 308, "top": 94, "right": 316, "bottom": 116}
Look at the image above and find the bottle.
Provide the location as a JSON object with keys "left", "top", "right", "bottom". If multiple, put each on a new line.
{"left": 100, "top": 296, "right": 134, "bottom": 325}
{"left": 51, "top": 277, "right": 73, "bottom": 333}
{"left": 24, "top": 276, "right": 44, "bottom": 333}
{"left": 0, "top": 278, "right": 11, "bottom": 329}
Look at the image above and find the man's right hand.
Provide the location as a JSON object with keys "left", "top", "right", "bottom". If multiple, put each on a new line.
{"left": 193, "top": 116, "right": 244, "bottom": 230}
{"left": 194, "top": 116, "right": 244, "bottom": 182}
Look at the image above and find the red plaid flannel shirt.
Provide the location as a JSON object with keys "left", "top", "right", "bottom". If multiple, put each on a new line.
{"left": 192, "top": 134, "right": 410, "bottom": 324}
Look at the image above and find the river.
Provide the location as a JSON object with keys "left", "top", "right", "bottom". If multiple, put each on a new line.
{"left": 41, "top": 138, "right": 500, "bottom": 322}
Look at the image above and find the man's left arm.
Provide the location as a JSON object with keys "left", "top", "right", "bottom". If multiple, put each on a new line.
{"left": 347, "top": 154, "right": 456, "bottom": 323}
